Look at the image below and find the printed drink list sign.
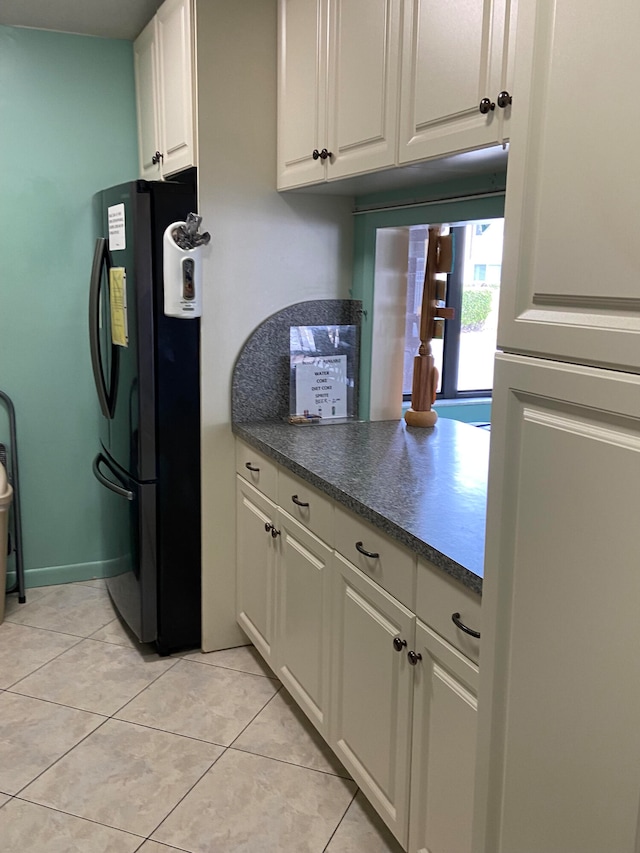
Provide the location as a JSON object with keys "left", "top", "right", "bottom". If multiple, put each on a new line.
{"left": 295, "top": 356, "right": 347, "bottom": 419}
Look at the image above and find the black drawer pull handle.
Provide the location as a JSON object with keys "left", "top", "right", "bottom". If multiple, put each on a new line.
{"left": 245, "top": 462, "right": 260, "bottom": 472}
{"left": 355, "top": 541, "right": 379, "bottom": 559}
{"left": 452, "top": 612, "right": 481, "bottom": 639}
{"left": 291, "top": 495, "right": 309, "bottom": 508}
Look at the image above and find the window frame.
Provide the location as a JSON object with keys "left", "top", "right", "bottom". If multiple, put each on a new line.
{"left": 351, "top": 185, "right": 505, "bottom": 420}
{"left": 401, "top": 223, "right": 496, "bottom": 402}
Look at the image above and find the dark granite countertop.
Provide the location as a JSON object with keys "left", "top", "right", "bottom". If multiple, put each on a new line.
{"left": 232, "top": 418, "right": 488, "bottom": 595}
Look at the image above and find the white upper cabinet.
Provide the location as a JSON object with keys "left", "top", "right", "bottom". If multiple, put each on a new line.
{"left": 277, "top": 0, "right": 327, "bottom": 188}
{"left": 277, "top": 0, "right": 401, "bottom": 189}
{"left": 497, "top": 0, "right": 640, "bottom": 372}
{"left": 134, "top": 0, "right": 196, "bottom": 180}
{"left": 398, "top": 0, "right": 516, "bottom": 164}
{"left": 134, "top": 19, "right": 161, "bottom": 179}
{"left": 326, "top": 0, "right": 401, "bottom": 180}
{"left": 277, "top": 0, "right": 518, "bottom": 190}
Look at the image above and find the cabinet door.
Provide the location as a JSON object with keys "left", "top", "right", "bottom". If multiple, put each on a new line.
{"left": 325, "top": 0, "right": 401, "bottom": 180}
{"left": 134, "top": 17, "right": 162, "bottom": 180}
{"left": 156, "top": 0, "right": 195, "bottom": 176}
{"left": 330, "top": 552, "right": 414, "bottom": 846}
{"left": 475, "top": 353, "right": 640, "bottom": 853}
{"left": 277, "top": 0, "right": 328, "bottom": 189}
{"left": 236, "top": 476, "right": 277, "bottom": 664}
{"left": 497, "top": 0, "right": 640, "bottom": 371}
{"left": 398, "top": 0, "right": 511, "bottom": 164}
{"left": 409, "top": 620, "right": 478, "bottom": 853}
{"left": 274, "top": 510, "right": 332, "bottom": 735}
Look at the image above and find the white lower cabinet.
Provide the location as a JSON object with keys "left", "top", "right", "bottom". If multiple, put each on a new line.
{"left": 274, "top": 509, "right": 332, "bottom": 735}
{"left": 330, "top": 552, "right": 415, "bottom": 846}
{"left": 235, "top": 441, "right": 479, "bottom": 852}
{"left": 235, "top": 475, "right": 277, "bottom": 665}
{"left": 409, "top": 620, "right": 478, "bottom": 853}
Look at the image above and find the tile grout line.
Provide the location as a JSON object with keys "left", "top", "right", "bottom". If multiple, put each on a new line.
{"left": 11, "top": 792, "right": 147, "bottom": 841}
{"left": 176, "top": 655, "right": 281, "bottom": 682}
{"left": 6, "top": 633, "right": 176, "bottom": 698}
{"left": 144, "top": 686, "right": 289, "bottom": 846}
{"left": 132, "top": 835, "right": 192, "bottom": 853}
{"left": 227, "top": 683, "right": 284, "bottom": 748}
{"left": 228, "top": 743, "right": 354, "bottom": 781}
{"left": 3, "top": 583, "right": 373, "bottom": 850}
{"left": 106, "top": 654, "right": 183, "bottom": 719}
{"left": 144, "top": 747, "right": 226, "bottom": 845}
{"left": 13, "top": 714, "right": 113, "bottom": 798}
{"left": 322, "top": 788, "right": 360, "bottom": 852}
{"left": 226, "top": 685, "right": 353, "bottom": 780}
{"left": 1, "top": 690, "right": 110, "bottom": 720}
{"left": 2, "top": 633, "right": 86, "bottom": 691}
{"left": 3, "top": 618, "right": 113, "bottom": 640}
{"left": 5, "top": 607, "right": 185, "bottom": 812}
{"left": 100, "top": 716, "right": 231, "bottom": 749}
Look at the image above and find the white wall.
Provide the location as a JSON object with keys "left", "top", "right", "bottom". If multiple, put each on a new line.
{"left": 196, "top": 0, "right": 354, "bottom": 650}
{"left": 370, "top": 228, "right": 409, "bottom": 421}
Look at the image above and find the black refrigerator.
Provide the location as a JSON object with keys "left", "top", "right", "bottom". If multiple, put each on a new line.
{"left": 89, "top": 180, "right": 201, "bottom": 654}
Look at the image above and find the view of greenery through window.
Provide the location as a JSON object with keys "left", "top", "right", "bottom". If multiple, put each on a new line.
{"left": 403, "top": 219, "right": 504, "bottom": 398}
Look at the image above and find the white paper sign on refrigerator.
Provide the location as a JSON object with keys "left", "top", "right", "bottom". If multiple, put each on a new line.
{"left": 108, "top": 203, "right": 126, "bottom": 251}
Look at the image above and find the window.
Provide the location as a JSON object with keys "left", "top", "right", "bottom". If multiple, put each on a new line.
{"left": 403, "top": 218, "right": 504, "bottom": 400}
{"left": 350, "top": 176, "right": 506, "bottom": 421}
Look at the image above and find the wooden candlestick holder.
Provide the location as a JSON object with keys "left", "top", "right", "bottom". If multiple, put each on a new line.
{"left": 404, "top": 225, "right": 454, "bottom": 428}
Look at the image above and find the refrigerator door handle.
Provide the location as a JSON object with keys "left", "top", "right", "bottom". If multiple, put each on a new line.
{"left": 89, "top": 238, "right": 120, "bottom": 419}
{"left": 92, "top": 453, "right": 134, "bottom": 501}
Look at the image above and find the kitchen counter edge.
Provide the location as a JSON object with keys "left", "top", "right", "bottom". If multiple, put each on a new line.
{"left": 233, "top": 421, "right": 484, "bottom": 597}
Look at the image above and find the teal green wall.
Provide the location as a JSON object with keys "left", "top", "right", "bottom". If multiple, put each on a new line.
{"left": 0, "top": 26, "right": 139, "bottom": 588}
{"left": 351, "top": 173, "right": 506, "bottom": 421}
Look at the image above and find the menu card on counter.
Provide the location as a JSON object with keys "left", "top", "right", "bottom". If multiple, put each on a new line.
{"left": 294, "top": 355, "right": 347, "bottom": 420}
{"left": 289, "top": 324, "right": 357, "bottom": 424}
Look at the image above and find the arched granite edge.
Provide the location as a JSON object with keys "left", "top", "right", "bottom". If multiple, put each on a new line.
{"left": 231, "top": 299, "right": 362, "bottom": 424}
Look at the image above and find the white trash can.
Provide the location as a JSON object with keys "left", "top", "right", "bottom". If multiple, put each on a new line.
{"left": 0, "top": 462, "right": 13, "bottom": 624}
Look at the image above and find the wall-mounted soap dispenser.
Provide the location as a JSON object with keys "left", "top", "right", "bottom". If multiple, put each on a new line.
{"left": 163, "top": 214, "right": 210, "bottom": 318}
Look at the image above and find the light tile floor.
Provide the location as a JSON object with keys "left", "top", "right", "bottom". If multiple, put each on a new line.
{"left": 0, "top": 580, "right": 405, "bottom": 853}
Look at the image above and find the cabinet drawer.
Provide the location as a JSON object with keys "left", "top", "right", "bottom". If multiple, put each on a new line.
{"left": 416, "top": 559, "right": 481, "bottom": 665}
{"left": 277, "top": 468, "right": 334, "bottom": 545}
{"left": 235, "top": 442, "right": 278, "bottom": 500}
{"left": 334, "top": 505, "right": 415, "bottom": 610}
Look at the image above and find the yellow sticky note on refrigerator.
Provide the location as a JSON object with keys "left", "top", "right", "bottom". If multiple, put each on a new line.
{"left": 109, "top": 267, "right": 128, "bottom": 347}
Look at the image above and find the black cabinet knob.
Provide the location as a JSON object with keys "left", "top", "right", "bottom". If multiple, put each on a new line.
{"left": 271, "top": 526, "right": 281, "bottom": 538}
{"left": 497, "top": 90, "right": 513, "bottom": 108}
{"left": 264, "top": 522, "right": 273, "bottom": 533}
{"left": 408, "top": 650, "right": 422, "bottom": 666}
{"left": 393, "top": 637, "right": 407, "bottom": 652}
{"left": 478, "top": 98, "right": 495, "bottom": 115}
{"left": 319, "top": 148, "right": 332, "bottom": 160}
{"left": 312, "top": 149, "right": 321, "bottom": 160}
{"left": 151, "top": 150, "right": 164, "bottom": 164}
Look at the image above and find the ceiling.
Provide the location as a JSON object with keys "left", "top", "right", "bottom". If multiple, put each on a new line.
{"left": 0, "top": 0, "right": 163, "bottom": 40}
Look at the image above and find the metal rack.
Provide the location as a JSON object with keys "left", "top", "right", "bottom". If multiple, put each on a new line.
{"left": 0, "top": 390, "right": 25, "bottom": 603}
